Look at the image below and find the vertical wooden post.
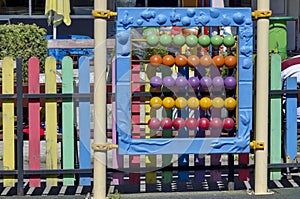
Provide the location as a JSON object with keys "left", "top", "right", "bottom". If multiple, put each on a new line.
{"left": 255, "top": 0, "right": 270, "bottom": 194}
{"left": 93, "top": 1, "right": 107, "bottom": 198}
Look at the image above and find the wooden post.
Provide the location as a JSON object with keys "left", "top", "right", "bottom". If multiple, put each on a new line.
{"left": 93, "top": 0, "right": 107, "bottom": 198}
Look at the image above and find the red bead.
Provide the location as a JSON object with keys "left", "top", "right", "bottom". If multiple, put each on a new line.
{"left": 223, "top": 117, "right": 235, "bottom": 131}
{"left": 173, "top": 117, "right": 185, "bottom": 130}
{"left": 210, "top": 118, "right": 223, "bottom": 129}
{"left": 148, "top": 118, "right": 160, "bottom": 130}
{"left": 161, "top": 117, "right": 173, "bottom": 129}
{"left": 185, "top": 118, "right": 198, "bottom": 129}
{"left": 198, "top": 118, "right": 210, "bottom": 130}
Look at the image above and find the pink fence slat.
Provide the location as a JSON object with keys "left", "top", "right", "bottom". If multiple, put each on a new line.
{"left": 112, "top": 57, "right": 124, "bottom": 185}
{"left": 28, "top": 57, "right": 41, "bottom": 187}
{"left": 238, "top": 153, "right": 250, "bottom": 181}
{"left": 129, "top": 61, "right": 141, "bottom": 187}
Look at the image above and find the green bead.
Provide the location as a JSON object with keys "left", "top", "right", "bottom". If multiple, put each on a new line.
{"left": 185, "top": 34, "right": 198, "bottom": 47}
{"left": 159, "top": 34, "right": 172, "bottom": 46}
{"left": 223, "top": 35, "right": 235, "bottom": 47}
{"left": 198, "top": 35, "right": 211, "bottom": 47}
{"left": 211, "top": 35, "right": 223, "bottom": 47}
{"left": 146, "top": 34, "right": 159, "bottom": 46}
{"left": 173, "top": 34, "right": 186, "bottom": 47}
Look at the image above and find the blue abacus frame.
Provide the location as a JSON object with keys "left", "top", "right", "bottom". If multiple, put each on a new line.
{"left": 116, "top": 7, "right": 253, "bottom": 155}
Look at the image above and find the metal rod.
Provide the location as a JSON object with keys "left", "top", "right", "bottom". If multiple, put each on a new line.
{"left": 29, "top": 0, "right": 32, "bottom": 16}
{"left": 16, "top": 58, "right": 24, "bottom": 196}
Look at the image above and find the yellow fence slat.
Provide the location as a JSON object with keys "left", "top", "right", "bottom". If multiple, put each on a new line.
{"left": 45, "top": 57, "right": 58, "bottom": 186}
{"left": 2, "top": 57, "right": 15, "bottom": 186}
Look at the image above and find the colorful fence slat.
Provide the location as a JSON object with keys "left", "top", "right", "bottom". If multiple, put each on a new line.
{"left": 45, "top": 56, "right": 58, "bottom": 186}
{"left": 270, "top": 54, "right": 282, "bottom": 180}
{"left": 145, "top": 63, "right": 157, "bottom": 190}
{"left": 129, "top": 61, "right": 141, "bottom": 189}
{"left": 112, "top": 57, "right": 125, "bottom": 185}
{"left": 62, "top": 56, "right": 75, "bottom": 185}
{"left": 28, "top": 57, "right": 41, "bottom": 187}
{"left": 161, "top": 66, "right": 173, "bottom": 189}
{"left": 2, "top": 57, "right": 15, "bottom": 187}
{"left": 177, "top": 66, "right": 189, "bottom": 184}
{"left": 285, "top": 77, "right": 298, "bottom": 163}
{"left": 78, "top": 56, "right": 91, "bottom": 185}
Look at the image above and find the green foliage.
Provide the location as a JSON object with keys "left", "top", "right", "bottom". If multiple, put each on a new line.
{"left": 107, "top": 189, "right": 120, "bottom": 199}
{"left": 144, "top": 47, "right": 168, "bottom": 60}
{"left": 0, "top": 23, "right": 48, "bottom": 82}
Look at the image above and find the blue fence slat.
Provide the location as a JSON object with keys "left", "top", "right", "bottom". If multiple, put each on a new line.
{"left": 78, "top": 56, "right": 91, "bottom": 185}
{"left": 285, "top": 77, "right": 298, "bottom": 163}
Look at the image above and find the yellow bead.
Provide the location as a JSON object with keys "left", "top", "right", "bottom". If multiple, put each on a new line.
{"left": 163, "top": 97, "right": 175, "bottom": 109}
{"left": 149, "top": 97, "right": 162, "bottom": 110}
{"left": 225, "top": 97, "right": 237, "bottom": 110}
{"left": 175, "top": 97, "right": 188, "bottom": 110}
{"left": 212, "top": 97, "right": 225, "bottom": 109}
{"left": 199, "top": 97, "right": 212, "bottom": 110}
{"left": 187, "top": 97, "right": 199, "bottom": 110}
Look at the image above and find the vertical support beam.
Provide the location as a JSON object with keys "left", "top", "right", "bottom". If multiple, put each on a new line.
{"left": 93, "top": 1, "right": 107, "bottom": 198}
{"left": 254, "top": 0, "right": 270, "bottom": 195}
{"left": 16, "top": 58, "right": 24, "bottom": 195}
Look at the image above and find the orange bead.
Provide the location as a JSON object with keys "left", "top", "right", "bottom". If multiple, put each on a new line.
{"left": 162, "top": 55, "right": 175, "bottom": 67}
{"left": 225, "top": 55, "right": 237, "bottom": 69}
{"left": 199, "top": 55, "right": 213, "bottom": 68}
{"left": 212, "top": 55, "right": 225, "bottom": 68}
{"left": 175, "top": 55, "right": 188, "bottom": 68}
{"left": 150, "top": 55, "right": 162, "bottom": 67}
{"left": 187, "top": 55, "right": 200, "bottom": 68}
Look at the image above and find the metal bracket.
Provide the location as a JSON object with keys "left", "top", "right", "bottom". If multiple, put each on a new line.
{"left": 252, "top": 10, "right": 272, "bottom": 19}
{"left": 250, "top": 140, "right": 264, "bottom": 150}
{"left": 92, "top": 10, "right": 117, "bottom": 19}
{"left": 92, "top": 143, "right": 118, "bottom": 151}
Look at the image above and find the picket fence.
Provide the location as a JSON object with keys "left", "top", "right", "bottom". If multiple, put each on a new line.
{"left": 0, "top": 56, "right": 93, "bottom": 194}
{"left": 0, "top": 54, "right": 300, "bottom": 196}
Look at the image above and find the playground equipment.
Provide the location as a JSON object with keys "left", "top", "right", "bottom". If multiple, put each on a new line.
{"left": 2, "top": 1, "right": 300, "bottom": 198}
{"left": 112, "top": 6, "right": 253, "bottom": 195}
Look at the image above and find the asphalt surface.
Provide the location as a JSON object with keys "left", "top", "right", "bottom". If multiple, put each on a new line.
{"left": 118, "top": 188, "right": 300, "bottom": 199}
{"left": 1, "top": 188, "right": 300, "bottom": 199}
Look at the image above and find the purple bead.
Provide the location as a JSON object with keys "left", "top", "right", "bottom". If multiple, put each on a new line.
{"left": 224, "top": 76, "right": 236, "bottom": 89}
{"left": 200, "top": 76, "right": 212, "bottom": 88}
{"left": 176, "top": 76, "right": 188, "bottom": 88}
{"left": 150, "top": 76, "right": 162, "bottom": 87}
{"left": 163, "top": 76, "right": 176, "bottom": 87}
{"left": 188, "top": 76, "right": 200, "bottom": 88}
{"left": 212, "top": 76, "right": 224, "bottom": 88}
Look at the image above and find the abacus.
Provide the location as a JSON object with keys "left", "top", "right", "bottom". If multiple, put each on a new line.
{"left": 116, "top": 7, "right": 253, "bottom": 155}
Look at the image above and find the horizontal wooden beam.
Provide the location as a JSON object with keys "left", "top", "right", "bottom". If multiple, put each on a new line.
{"left": 47, "top": 39, "right": 115, "bottom": 49}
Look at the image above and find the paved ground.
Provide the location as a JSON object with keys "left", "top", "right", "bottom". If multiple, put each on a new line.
{"left": 0, "top": 188, "right": 300, "bottom": 199}
{"left": 119, "top": 188, "right": 300, "bottom": 199}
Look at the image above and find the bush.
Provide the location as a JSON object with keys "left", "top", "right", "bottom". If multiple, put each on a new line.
{"left": 0, "top": 23, "right": 48, "bottom": 82}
